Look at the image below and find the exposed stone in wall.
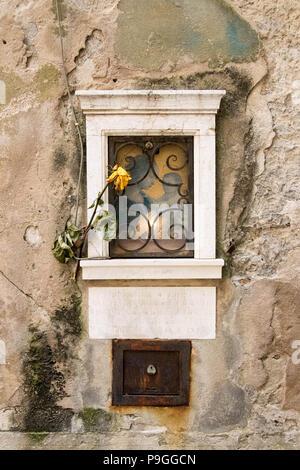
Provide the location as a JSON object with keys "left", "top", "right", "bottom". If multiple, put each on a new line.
{"left": 0, "top": 0, "right": 299, "bottom": 450}
{"left": 237, "top": 280, "right": 275, "bottom": 389}
{"left": 197, "top": 380, "right": 247, "bottom": 432}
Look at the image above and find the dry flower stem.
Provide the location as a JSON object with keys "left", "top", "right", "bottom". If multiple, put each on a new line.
{"left": 73, "top": 182, "right": 110, "bottom": 280}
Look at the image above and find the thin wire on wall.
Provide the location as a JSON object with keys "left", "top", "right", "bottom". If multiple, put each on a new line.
{"left": 55, "top": 0, "right": 84, "bottom": 227}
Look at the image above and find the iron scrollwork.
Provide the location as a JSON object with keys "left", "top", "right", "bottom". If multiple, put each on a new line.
{"left": 109, "top": 136, "right": 194, "bottom": 258}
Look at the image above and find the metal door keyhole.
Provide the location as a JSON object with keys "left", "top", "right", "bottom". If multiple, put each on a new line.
{"left": 147, "top": 364, "right": 157, "bottom": 375}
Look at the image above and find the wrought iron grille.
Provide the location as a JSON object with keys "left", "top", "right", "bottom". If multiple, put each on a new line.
{"left": 108, "top": 136, "right": 194, "bottom": 258}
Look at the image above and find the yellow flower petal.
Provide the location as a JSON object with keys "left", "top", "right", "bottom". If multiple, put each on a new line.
{"left": 107, "top": 165, "right": 131, "bottom": 190}
{"left": 107, "top": 170, "right": 118, "bottom": 183}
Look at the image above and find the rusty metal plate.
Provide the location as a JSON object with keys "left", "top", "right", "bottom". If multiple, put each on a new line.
{"left": 112, "top": 340, "right": 191, "bottom": 406}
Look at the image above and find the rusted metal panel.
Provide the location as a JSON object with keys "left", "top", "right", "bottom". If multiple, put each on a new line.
{"left": 112, "top": 339, "right": 191, "bottom": 406}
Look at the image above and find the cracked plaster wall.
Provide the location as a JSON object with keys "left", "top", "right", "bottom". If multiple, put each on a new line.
{"left": 0, "top": 0, "right": 299, "bottom": 450}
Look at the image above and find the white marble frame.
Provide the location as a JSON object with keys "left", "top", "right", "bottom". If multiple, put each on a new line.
{"left": 76, "top": 90, "right": 225, "bottom": 280}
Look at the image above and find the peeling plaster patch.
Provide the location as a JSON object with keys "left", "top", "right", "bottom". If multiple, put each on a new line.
{"left": 74, "top": 29, "right": 103, "bottom": 66}
{"left": 231, "top": 276, "right": 251, "bottom": 287}
{"left": 0, "top": 409, "right": 14, "bottom": 431}
{"left": 0, "top": 17, "right": 28, "bottom": 69}
{"left": 0, "top": 340, "right": 6, "bottom": 364}
{"left": 0, "top": 81, "right": 5, "bottom": 104}
{"left": 237, "top": 280, "right": 276, "bottom": 389}
{"left": 133, "top": 425, "right": 168, "bottom": 435}
{"left": 0, "top": 91, "right": 37, "bottom": 123}
{"left": 0, "top": 156, "right": 11, "bottom": 188}
{"left": 68, "top": 29, "right": 105, "bottom": 86}
{"left": 116, "top": 0, "right": 260, "bottom": 70}
{"left": 71, "top": 415, "right": 83, "bottom": 433}
{"left": 22, "top": 23, "right": 38, "bottom": 67}
{"left": 24, "top": 226, "right": 42, "bottom": 248}
{"left": 68, "top": 0, "right": 102, "bottom": 10}
{"left": 198, "top": 380, "right": 247, "bottom": 432}
{"left": 291, "top": 80, "right": 300, "bottom": 106}
{"left": 291, "top": 341, "right": 300, "bottom": 365}
{"left": 0, "top": 65, "right": 59, "bottom": 121}
{"left": 23, "top": 23, "right": 38, "bottom": 43}
{"left": 246, "top": 82, "right": 275, "bottom": 178}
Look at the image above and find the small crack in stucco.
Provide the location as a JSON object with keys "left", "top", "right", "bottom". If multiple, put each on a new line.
{"left": 0, "top": 269, "right": 49, "bottom": 317}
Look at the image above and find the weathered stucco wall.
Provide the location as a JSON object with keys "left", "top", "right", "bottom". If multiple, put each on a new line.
{"left": 0, "top": 0, "right": 299, "bottom": 449}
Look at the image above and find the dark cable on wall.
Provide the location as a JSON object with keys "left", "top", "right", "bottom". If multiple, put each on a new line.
{"left": 55, "top": 0, "right": 84, "bottom": 227}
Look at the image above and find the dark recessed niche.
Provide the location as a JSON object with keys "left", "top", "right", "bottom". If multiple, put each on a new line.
{"left": 112, "top": 339, "right": 191, "bottom": 406}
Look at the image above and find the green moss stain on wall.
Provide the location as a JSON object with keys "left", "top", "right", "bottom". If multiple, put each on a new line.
{"left": 0, "top": 70, "right": 24, "bottom": 107}
{"left": 0, "top": 64, "right": 60, "bottom": 116}
{"left": 79, "top": 408, "right": 115, "bottom": 432}
{"left": 34, "top": 64, "right": 60, "bottom": 100}
{"left": 22, "top": 294, "right": 82, "bottom": 432}
{"left": 116, "top": 0, "right": 260, "bottom": 70}
{"left": 22, "top": 326, "right": 72, "bottom": 431}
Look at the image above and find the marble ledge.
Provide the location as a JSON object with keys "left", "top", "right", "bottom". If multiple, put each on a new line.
{"left": 80, "top": 258, "right": 224, "bottom": 280}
